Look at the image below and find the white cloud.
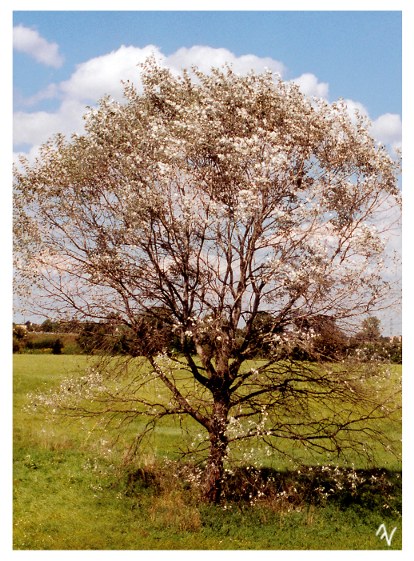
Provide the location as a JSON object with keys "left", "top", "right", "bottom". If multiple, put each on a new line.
{"left": 14, "top": 45, "right": 286, "bottom": 153}
{"left": 166, "top": 45, "right": 285, "bottom": 77}
{"left": 343, "top": 98, "right": 369, "bottom": 121}
{"left": 342, "top": 100, "right": 401, "bottom": 153}
{"left": 20, "top": 84, "right": 60, "bottom": 107}
{"left": 13, "top": 145, "right": 44, "bottom": 168}
{"left": 13, "top": 24, "right": 64, "bottom": 69}
{"left": 371, "top": 113, "right": 402, "bottom": 152}
{"left": 11, "top": 41, "right": 402, "bottom": 332}
{"left": 13, "top": 43, "right": 401, "bottom": 160}
{"left": 292, "top": 72, "right": 329, "bottom": 99}
{"left": 14, "top": 99, "right": 86, "bottom": 147}
{"left": 54, "top": 44, "right": 285, "bottom": 103}
{"left": 59, "top": 45, "right": 164, "bottom": 102}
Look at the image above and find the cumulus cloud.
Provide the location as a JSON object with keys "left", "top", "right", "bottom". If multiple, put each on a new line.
{"left": 166, "top": 45, "right": 285, "bottom": 77}
{"left": 55, "top": 44, "right": 285, "bottom": 103}
{"left": 60, "top": 44, "right": 164, "bottom": 103}
{"left": 13, "top": 43, "right": 401, "bottom": 160}
{"left": 341, "top": 99, "right": 401, "bottom": 153}
{"left": 14, "top": 99, "right": 86, "bottom": 147}
{"left": 28, "top": 43, "right": 285, "bottom": 109}
{"left": 14, "top": 44, "right": 286, "bottom": 153}
{"left": 13, "top": 24, "right": 64, "bottom": 68}
{"left": 18, "top": 84, "right": 60, "bottom": 108}
{"left": 292, "top": 73, "right": 329, "bottom": 99}
{"left": 343, "top": 98, "right": 369, "bottom": 121}
{"left": 371, "top": 113, "right": 402, "bottom": 152}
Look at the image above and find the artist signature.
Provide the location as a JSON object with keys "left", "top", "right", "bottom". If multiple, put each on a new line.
{"left": 376, "top": 523, "right": 397, "bottom": 546}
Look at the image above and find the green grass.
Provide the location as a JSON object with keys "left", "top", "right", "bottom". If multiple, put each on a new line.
{"left": 13, "top": 355, "right": 402, "bottom": 550}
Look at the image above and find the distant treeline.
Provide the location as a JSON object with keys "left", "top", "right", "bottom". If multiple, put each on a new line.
{"left": 13, "top": 313, "right": 402, "bottom": 363}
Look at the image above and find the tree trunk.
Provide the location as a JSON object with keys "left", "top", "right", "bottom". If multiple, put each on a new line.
{"left": 203, "top": 398, "right": 229, "bottom": 504}
{"left": 203, "top": 432, "right": 228, "bottom": 504}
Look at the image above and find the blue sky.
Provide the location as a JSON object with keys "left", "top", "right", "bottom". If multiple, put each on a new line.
{"left": 13, "top": 8, "right": 403, "bottom": 158}
{"left": 13, "top": 10, "right": 401, "bottom": 119}
{"left": 9, "top": 4, "right": 405, "bottom": 334}
{"left": 3, "top": 4, "right": 411, "bottom": 543}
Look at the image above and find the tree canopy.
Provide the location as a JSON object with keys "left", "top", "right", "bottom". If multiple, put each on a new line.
{"left": 357, "top": 316, "right": 382, "bottom": 342}
{"left": 14, "top": 60, "right": 401, "bottom": 502}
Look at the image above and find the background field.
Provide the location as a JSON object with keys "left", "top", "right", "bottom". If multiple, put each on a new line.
{"left": 13, "top": 355, "right": 402, "bottom": 550}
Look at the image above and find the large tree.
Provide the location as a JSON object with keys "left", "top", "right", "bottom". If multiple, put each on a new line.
{"left": 14, "top": 61, "right": 401, "bottom": 503}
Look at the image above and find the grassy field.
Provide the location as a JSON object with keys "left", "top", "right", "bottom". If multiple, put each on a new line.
{"left": 13, "top": 355, "right": 402, "bottom": 550}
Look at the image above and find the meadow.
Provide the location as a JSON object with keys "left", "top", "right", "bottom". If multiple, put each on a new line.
{"left": 13, "top": 354, "right": 402, "bottom": 550}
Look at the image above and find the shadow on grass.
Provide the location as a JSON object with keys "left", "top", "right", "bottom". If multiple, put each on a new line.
{"left": 123, "top": 462, "right": 401, "bottom": 518}
{"left": 223, "top": 466, "right": 401, "bottom": 514}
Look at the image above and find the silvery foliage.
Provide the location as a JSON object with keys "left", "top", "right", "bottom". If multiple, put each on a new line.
{"left": 15, "top": 60, "right": 401, "bottom": 494}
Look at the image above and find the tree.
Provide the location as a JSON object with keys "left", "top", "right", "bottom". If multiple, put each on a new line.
{"left": 293, "top": 315, "right": 348, "bottom": 361}
{"left": 14, "top": 61, "right": 401, "bottom": 503}
{"left": 245, "top": 311, "right": 284, "bottom": 358}
{"left": 13, "top": 324, "right": 27, "bottom": 353}
{"left": 76, "top": 308, "right": 179, "bottom": 356}
{"left": 40, "top": 318, "right": 59, "bottom": 333}
{"left": 13, "top": 324, "right": 27, "bottom": 340}
{"left": 131, "top": 306, "right": 182, "bottom": 356}
{"left": 357, "top": 316, "right": 382, "bottom": 343}
{"left": 51, "top": 338, "right": 64, "bottom": 355}
{"left": 76, "top": 322, "right": 110, "bottom": 354}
